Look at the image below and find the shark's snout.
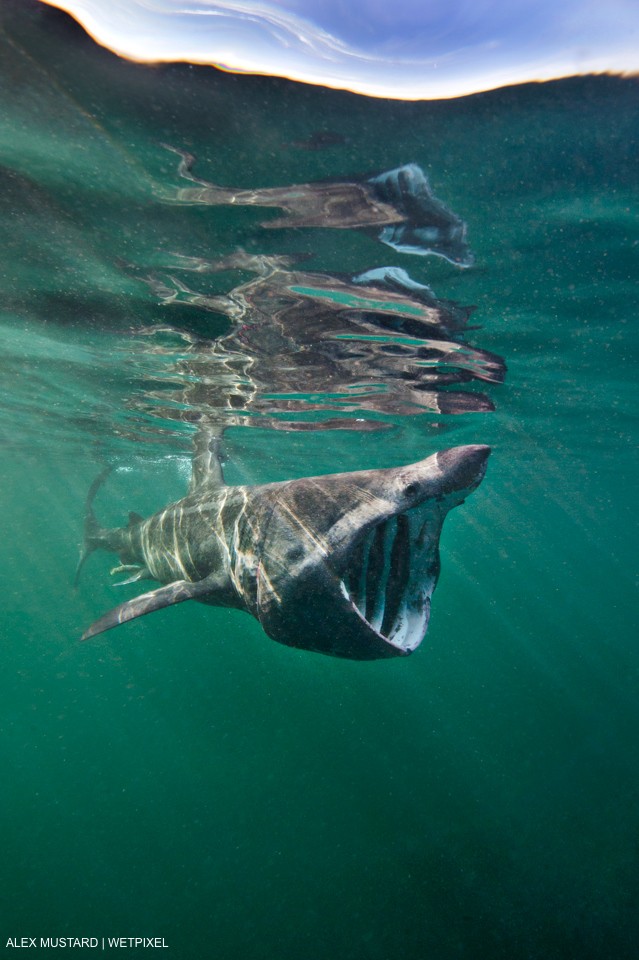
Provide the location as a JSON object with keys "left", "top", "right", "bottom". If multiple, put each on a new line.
{"left": 436, "top": 444, "right": 491, "bottom": 495}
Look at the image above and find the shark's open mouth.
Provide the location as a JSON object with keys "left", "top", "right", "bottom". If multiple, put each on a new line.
{"left": 339, "top": 503, "right": 441, "bottom": 653}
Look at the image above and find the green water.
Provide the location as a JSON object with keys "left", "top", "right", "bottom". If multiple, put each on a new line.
{"left": 1, "top": 3, "right": 637, "bottom": 958}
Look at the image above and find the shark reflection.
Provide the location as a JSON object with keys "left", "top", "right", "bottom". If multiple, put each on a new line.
{"left": 161, "top": 149, "right": 473, "bottom": 264}
{"left": 135, "top": 251, "right": 505, "bottom": 431}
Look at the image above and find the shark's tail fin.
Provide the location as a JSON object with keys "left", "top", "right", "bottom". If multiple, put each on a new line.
{"left": 73, "top": 467, "right": 114, "bottom": 587}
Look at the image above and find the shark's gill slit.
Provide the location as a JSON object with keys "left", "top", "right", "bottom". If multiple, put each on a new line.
{"left": 346, "top": 534, "right": 369, "bottom": 612}
{"left": 364, "top": 523, "right": 386, "bottom": 624}
{"left": 382, "top": 513, "right": 411, "bottom": 638}
{"left": 372, "top": 518, "right": 397, "bottom": 632}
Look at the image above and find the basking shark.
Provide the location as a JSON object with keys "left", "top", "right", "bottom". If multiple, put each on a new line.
{"left": 80, "top": 438, "right": 490, "bottom": 660}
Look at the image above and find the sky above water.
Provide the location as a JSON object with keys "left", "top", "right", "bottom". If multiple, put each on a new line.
{"left": 40, "top": 0, "right": 639, "bottom": 99}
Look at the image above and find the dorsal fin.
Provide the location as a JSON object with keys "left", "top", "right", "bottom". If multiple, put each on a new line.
{"left": 190, "top": 424, "right": 226, "bottom": 492}
{"left": 128, "top": 511, "right": 144, "bottom": 527}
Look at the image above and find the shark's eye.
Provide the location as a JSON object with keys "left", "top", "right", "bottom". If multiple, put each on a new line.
{"left": 404, "top": 482, "right": 419, "bottom": 497}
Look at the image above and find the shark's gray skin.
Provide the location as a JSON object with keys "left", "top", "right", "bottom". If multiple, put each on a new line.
{"left": 80, "top": 440, "right": 490, "bottom": 660}
{"left": 160, "top": 149, "right": 473, "bottom": 266}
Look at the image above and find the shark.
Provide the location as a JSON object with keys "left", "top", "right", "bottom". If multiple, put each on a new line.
{"left": 79, "top": 436, "right": 490, "bottom": 660}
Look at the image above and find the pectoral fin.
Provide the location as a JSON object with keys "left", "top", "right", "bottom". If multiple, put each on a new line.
{"left": 81, "top": 575, "right": 221, "bottom": 641}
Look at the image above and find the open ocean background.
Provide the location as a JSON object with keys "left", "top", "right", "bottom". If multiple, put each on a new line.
{"left": 0, "top": 2, "right": 637, "bottom": 957}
